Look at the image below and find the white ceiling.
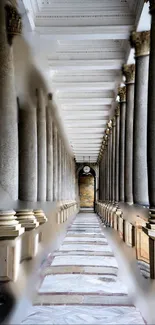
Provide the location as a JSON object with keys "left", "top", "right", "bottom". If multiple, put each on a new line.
{"left": 20, "top": 0, "right": 148, "bottom": 163}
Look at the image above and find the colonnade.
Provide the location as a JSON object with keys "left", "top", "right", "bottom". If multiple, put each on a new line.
{"left": 0, "top": 2, "right": 78, "bottom": 282}
{"left": 97, "top": 5, "right": 155, "bottom": 279}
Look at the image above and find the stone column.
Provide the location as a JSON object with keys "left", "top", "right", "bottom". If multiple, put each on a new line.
{"left": 19, "top": 100, "right": 37, "bottom": 201}
{"left": 131, "top": 31, "right": 150, "bottom": 206}
{"left": 105, "top": 132, "right": 110, "bottom": 202}
{"left": 112, "top": 117, "right": 116, "bottom": 203}
{"left": 61, "top": 142, "right": 64, "bottom": 200}
{"left": 0, "top": 3, "right": 21, "bottom": 200}
{"left": 143, "top": 0, "right": 155, "bottom": 278}
{"left": 64, "top": 150, "right": 67, "bottom": 200}
{"left": 108, "top": 121, "right": 113, "bottom": 203}
{"left": 118, "top": 87, "right": 126, "bottom": 202}
{"left": 58, "top": 136, "right": 62, "bottom": 201}
{"left": 123, "top": 65, "right": 135, "bottom": 204}
{"left": 147, "top": 0, "right": 155, "bottom": 211}
{"left": 53, "top": 124, "right": 58, "bottom": 201}
{"left": 37, "top": 89, "right": 46, "bottom": 201}
{"left": 46, "top": 94, "right": 53, "bottom": 201}
{"left": 115, "top": 105, "right": 120, "bottom": 203}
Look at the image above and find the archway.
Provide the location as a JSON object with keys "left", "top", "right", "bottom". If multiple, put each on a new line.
{"left": 78, "top": 166, "right": 96, "bottom": 210}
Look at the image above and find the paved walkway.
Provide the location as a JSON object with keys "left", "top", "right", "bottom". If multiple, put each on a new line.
{"left": 21, "top": 212, "right": 145, "bottom": 324}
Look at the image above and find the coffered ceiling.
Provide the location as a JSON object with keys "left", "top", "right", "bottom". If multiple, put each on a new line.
{"left": 20, "top": 0, "right": 146, "bottom": 163}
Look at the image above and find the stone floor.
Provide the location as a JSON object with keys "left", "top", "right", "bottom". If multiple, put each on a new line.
{"left": 21, "top": 212, "right": 145, "bottom": 324}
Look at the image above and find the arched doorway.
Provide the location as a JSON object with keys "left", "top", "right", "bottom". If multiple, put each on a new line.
{"left": 78, "top": 166, "right": 96, "bottom": 210}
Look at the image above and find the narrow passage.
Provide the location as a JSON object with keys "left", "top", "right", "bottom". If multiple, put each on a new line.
{"left": 22, "top": 212, "right": 145, "bottom": 324}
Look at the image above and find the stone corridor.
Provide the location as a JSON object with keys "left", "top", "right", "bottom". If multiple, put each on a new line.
{"left": 21, "top": 212, "right": 145, "bottom": 325}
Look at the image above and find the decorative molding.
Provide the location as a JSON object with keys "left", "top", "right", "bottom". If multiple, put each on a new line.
{"left": 130, "top": 31, "right": 150, "bottom": 57}
{"left": 118, "top": 86, "right": 126, "bottom": 102}
{"left": 122, "top": 64, "right": 135, "bottom": 84}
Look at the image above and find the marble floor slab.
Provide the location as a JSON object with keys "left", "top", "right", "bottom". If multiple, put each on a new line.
{"left": 20, "top": 211, "right": 145, "bottom": 325}
{"left": 21, "top": 305, "right": 145, "bottom": 324}
{"left": 43, "top": 265, "right": 118, "bottom": 276}
{"left": 52, "top": 255, "right": 118, "bottom": 267}
{"left": 59, "top": 243, "right": 112, "bottom": 252}
{"left": 39, "top": 274, "right": 128, "bottom": 294}
{"left": 64, "top": 236, "right": 107, "bottom": 243}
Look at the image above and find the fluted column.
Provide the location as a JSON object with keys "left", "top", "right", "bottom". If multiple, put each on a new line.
{"left": 112, "top": 117, "right": 116, "bottom": 203}
{"left": 131, "top": 31, "right": 150, "bottom": 206}
{"left": 37, "top": 89, "right": 46, "bottom": 201}
{"left": 0, "top": 3, "right": 20, "bottom": 200}
{"left": 46, "top": 94, "right": 53, "bottom": 201}
{"left": 53, "top": 124, "right": 58, "bottom": 201}
{"left": 19, "top": 100, "right": 37, "bottom": 201}
{"left": 123, "top": 64, "right": 135, "bottom": 204}
{"left": 118, "top": 87, "right": 126, "bottom": 202}
{"left": 115, "top": 105, "right": 120, "bottom": 203}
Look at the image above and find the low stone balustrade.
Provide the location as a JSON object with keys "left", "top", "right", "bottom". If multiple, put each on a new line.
{"left": 56, "top": 201, "right": 78, "bottom": 224}
{"left": 96, "top": 201, "right": 150, "bottom": 278}
{"left": 0, "top": 210, "right": 25, "bottom": 282}
{"left": 0, "top": 208, "right": 48, "bottom": 282}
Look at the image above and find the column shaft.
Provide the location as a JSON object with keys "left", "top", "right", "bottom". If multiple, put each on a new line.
{"left": 115, "top": 106, "right": 120, "bottom": 203}
{"left": 118, "top": 87, "right": 126, "bottom": 202}
{"left": 19, "top": 100, "right": 37, "bottom": 201}
{"left": 0, "top": 3, "right": 18, "bottom": 199}
{"left": 131, "top": 31, "right": 150, "bottom": 206}
{"left": 148, "top": 10, "right": 155, "bottom": 208}
{"left": 108, "top": 122, "right": 113, "bottom": 202}
{"left": 53, "top": 124, "right": 58, "bottom": 201}
{"left": 123, "top": 65, "right": 135, "bottom": 204}
{"left": 112, "top": 117, "right": 116, "bottom": 202}
{"left": 46, "top": 96, "right": 53, "bottom": 201}
{"left": 58, "top": 136, "right": 62, "bottom": 201}
{"left": 37, "top": 89, "right": 46, "bottom": 201}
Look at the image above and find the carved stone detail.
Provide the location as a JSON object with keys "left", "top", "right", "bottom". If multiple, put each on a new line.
{"left": 122, "top": 64, "right": 135, "bottom": 84}
{"left": 5, "top": 4, "right": 22, "bottom": 45}
{"left": 131, "top": 31, "right": 150, "bottom": 57}
{"left": 118, "top": 86, "right": 126, "bottom": 102}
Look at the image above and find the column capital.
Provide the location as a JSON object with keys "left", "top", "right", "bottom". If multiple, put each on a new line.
{"left": 115, "top": 104, "right": 120, "bottom": 116}
{"left": 145, "top": 0, "right": 155, "bottom": 12}
{"left": 5, "top": 4, "right": 22, "bottom": 45}
{"left": 105, "top": 128, "right": 110, "bottom": 136}
{"left": 130, "top": 31, "right": 150, "bottom": 57}
{"left": 122, "top": 64, "right": 135, "bottom": 84}
{"left": 118, "top": 86, "right": 126, "bottom": 102}
{"left": 107, "top": 120, "right": 113, "bottom": 129}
